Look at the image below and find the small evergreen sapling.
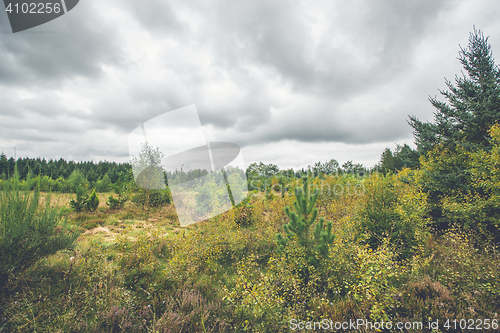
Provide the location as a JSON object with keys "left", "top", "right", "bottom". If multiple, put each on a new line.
{"left": 70, "top": 186, "right": 99, "bottom": 212}
{"left": 70, "top": 185, "right": 88, "bottom": 212}
{"left": 276, "top": 176, "right": 335, "bottom": 266}
{"left": 106, "top": 183, "right": 129, "bottom": 209}
{"left": 87, "top": 189, "right": 99, "bottom": 212}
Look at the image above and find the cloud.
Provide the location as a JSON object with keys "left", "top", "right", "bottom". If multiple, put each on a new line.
{"left": 0, "top": 1, "right": 126, "bottom": 88}
{"left": 1, "top": 0, "right": 500, "bottom": 169}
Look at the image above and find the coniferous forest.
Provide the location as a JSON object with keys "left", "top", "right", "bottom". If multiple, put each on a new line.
{"left": 1, "top": 29, "right": 500, "bottom": 332}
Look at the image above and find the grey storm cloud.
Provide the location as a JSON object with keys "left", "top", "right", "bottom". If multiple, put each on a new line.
{"left": 1, "top": 0, "right": 500, "bottom": 168}
{"left": 0, "top": 1, "right": 126, "bottom": 88}
{"left": 122, "top": 0, "right": 185, "bottom": 35}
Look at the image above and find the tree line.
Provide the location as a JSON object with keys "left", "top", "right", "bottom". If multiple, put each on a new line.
{"left": 0, "top": 155, "right": 131, "bottom": 184}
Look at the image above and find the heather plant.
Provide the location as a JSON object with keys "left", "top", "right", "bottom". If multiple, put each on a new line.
{"left": 409, "top": 230, "right": 500, "bottom": 307}
{"left": 233, "top": 194, "right": 254, "bottom": 227}
{"left": 154, "top": 285, "right": 231, "bottom": 332}
{"left": 93, "top": 305, "right": 152, "bottom": 332}
{"left": 2, "top": 243, "right": 127, "bottom": 331}
{"left": 116, "top": 229, "right": 168, "bottom": 286}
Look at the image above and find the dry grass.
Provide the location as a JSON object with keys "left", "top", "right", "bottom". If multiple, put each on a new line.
{"left": 38, "top": 191, "right": 115, "bottom": 208}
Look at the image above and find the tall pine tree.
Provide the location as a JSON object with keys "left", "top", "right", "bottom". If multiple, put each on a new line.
{"left": 409, "top": 27, "right": 500, "bottom": 154}
{"left": 409, "top": 28, "right": 500, "bottom": 233}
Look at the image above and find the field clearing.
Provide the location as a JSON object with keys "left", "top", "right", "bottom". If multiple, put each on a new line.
{"left": 26, "top": 191, "right": 187, "bottom": 246}
{"left": 37, "top": 191, "right": 117, "bottom": 209}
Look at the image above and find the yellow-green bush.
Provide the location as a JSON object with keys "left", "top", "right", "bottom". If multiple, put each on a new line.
{"left": 356, "top": 171, "right": 429, "bottom": 259}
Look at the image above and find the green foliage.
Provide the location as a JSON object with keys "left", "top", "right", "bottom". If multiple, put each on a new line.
{"left": 225, "top": 248, "right": 319, "bottom": 332}
{"left": 68, "top": 169, "right": 87, "bottom": 193}
{"left": 409, "top": 28, "right": 500, "bottom": 154}
{"left": 312, "top": 159, "right": 340, "bottom": 175}
{"left": 328, "top": 238, "right": 405, "bottom": 322}
{"left": 246, "top": 162, "right": 280, "bottom": 178}
{"left": 276, "top": 176, "right": 335, "bottom": 267}
{"left": 193, "top": 177, "right": 229, "bottom": 216}
{"left": 129, "top": 142, "right": 169, "bottom": 211}
{"left": 87, "top": 189, "right": 99, "bottom": 212}
{"left": 106, "top": 181, "right": 130, "bottom": 209}
{"left": 341, "top": 160, "right": 365, "bottom": 176}
{"left": 2, "top": 168, "right": 500, "bottom": 331}
{"left": 379, "top": 144, "right": 420, "bottom": 174}
{"left": 70, "top": 185, "right": 89, "bottom": 212}
{"left": 106, "top": 195, "right": 128, "bottom": 210}
{"left": 380, "top": 148, "right": 395, "bottom": 173}
{"left": 96, "top": 173, "right": 112, "bottom": 193}
{"left": 70, "top": 186, "right": 99, "bottom": 212}
{"left": 0, "top": 169, "right": 78, "bottom": 282}
{"left": 130, "top": 142, "right": 165, "bottom": 190}
{"left": 131, "top": 188, "right": 171, "bottom": 208}
{"left": 420, "top": 124, "right": 500, "bottom": 238}
{"left": 407, "top": 29, "right": 500, "bottom": 234}
{"left": 53, "top": 176, "right": 71, "bottom": 193}
{"left": 356, "top": 172, "right": 429, "bottom": 259}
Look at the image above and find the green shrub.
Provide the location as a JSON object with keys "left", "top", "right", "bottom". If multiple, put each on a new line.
{"left": 87, "top": 189, "right": 99, "bottom": 212}
{"left": 356, "top": 171, "right": 429, "bottom": 259}
{"left": 106, "top": 195, "right": 127, "bottom": 210}
{"left": 70, "top": 185, "right": 89, "bottom": 212}
{"left": 131, "top": 188, "right": 171, "bottom": 208}
{"left": 0, "top": 172, "right": 78, "bottom": 282}
{"left": 70, "top": 186, "right": 99, "bottom": 212}
{"left": 29, "top": 175, "right": 54, "bottom": 192}
{"left": 68, "top": 169, "right": 87, "bottom": 193}
{"left": 95, "top": 174, "right": 112, "bottom": 193}
{"left": 54, "top": 176, "right": 71, "bottom": 193}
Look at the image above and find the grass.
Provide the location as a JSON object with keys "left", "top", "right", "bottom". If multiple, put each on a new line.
{"left": 1, "top": 177, "right": 500, "bottom": 332}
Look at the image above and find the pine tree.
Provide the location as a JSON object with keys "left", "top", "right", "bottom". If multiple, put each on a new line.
{"left": 70, "top": 185, "right": 88, "bottom": 212}
{"left": 395, "top": 144, "right": 420, "bottom": 169}
{"left": 380, "top": 148, "right": 395, "bottom": 174}
{"left": 87, "top": 189, "right": 99, "bottom": 212}
{"left": 409, "top": 28, "right": 500, "bottom": 230}
{"left": 276, "top": 176, "right": 334, "bottom": 267}
{"left": 409, "top": 27, "right": 500, "bottom": 154}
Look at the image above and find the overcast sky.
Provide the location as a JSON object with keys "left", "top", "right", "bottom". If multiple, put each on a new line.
{"left": 1, "top": 0, "right": 500, "bottom": 170}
